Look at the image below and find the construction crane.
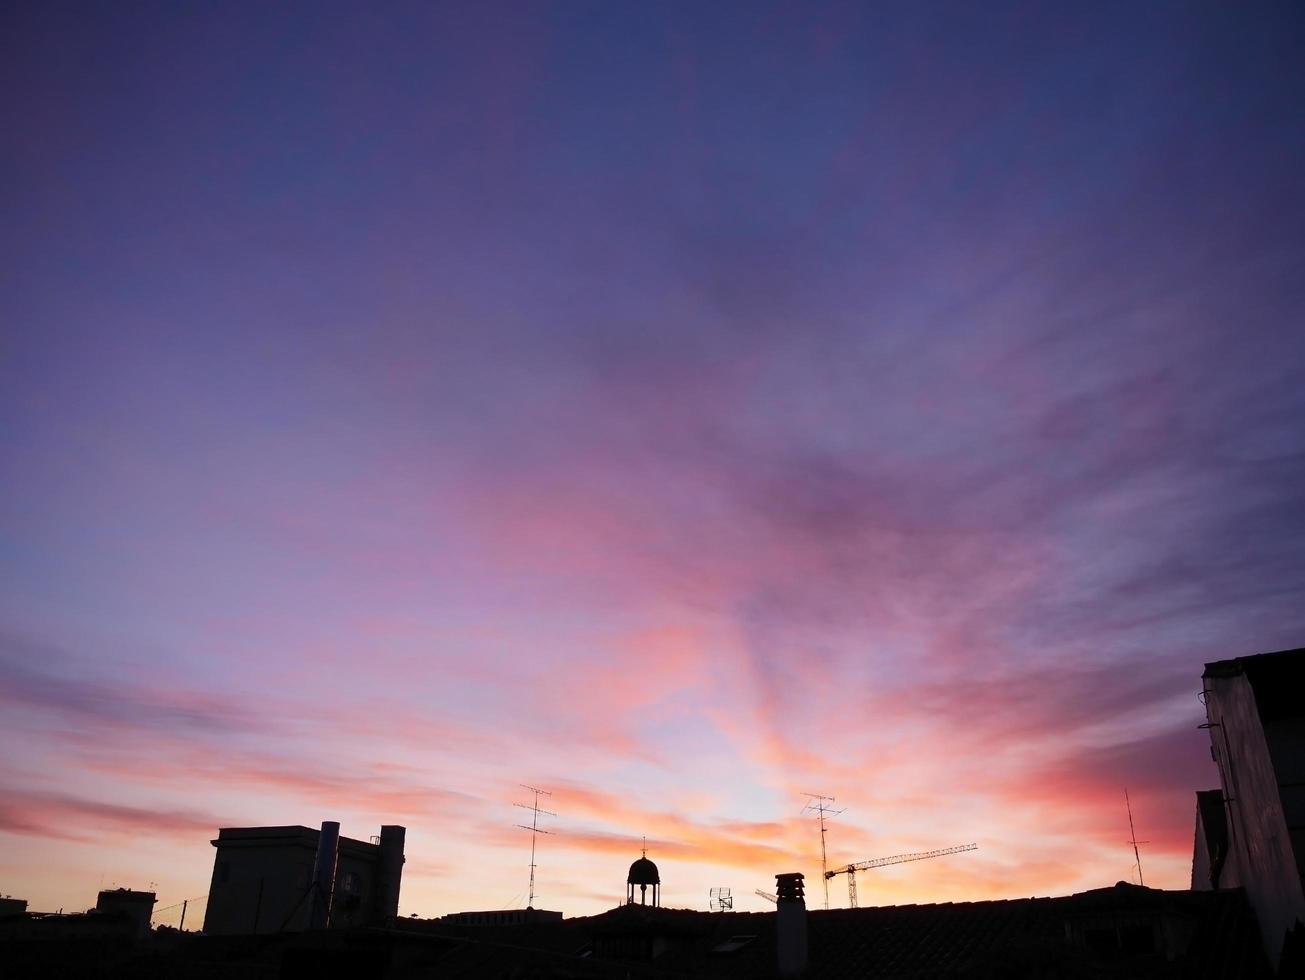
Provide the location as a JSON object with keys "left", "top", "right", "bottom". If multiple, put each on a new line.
{"left": 825, "top": 843, "right": 977, "bottom": 908}
{"left": 755, "top": 889, "right": 777, "bottom": 904}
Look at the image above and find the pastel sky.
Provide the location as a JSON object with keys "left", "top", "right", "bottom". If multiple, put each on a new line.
{"left": 3, "top": 1, "right": 1304, "bottom": 921}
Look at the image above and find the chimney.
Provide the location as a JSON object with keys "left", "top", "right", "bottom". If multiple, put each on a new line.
{"left": 309, "top": 821, "right": 341, "bottom": 929}
{"left": 373, "top": 825, "right": 406, "bottom": 926}
{"left": 775, "top": 872, "right": 807, "bottom": 978}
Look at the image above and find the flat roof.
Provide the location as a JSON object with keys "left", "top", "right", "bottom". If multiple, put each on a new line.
{"left": 211, "top": 825, "right": 383, "bottom": 857}
{"left": 1203, "top": 647, "right": 1304, "bottom": 720}
{"left": 1203, "top": 645, "right": 1304, "bottom": 678}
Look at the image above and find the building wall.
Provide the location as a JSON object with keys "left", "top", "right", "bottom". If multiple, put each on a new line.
{"left": 94, "top": 890, "right": 155, "bottom": 940}
{"left": 1191, "top": 789, "right": 1234, "bottom": 891}
{"left": 1191, "top": 802, "right": 1212, "bottom": 892}
{"left": 202, "top": 827, "right": 396, "bottom": 934}
{"left": 204, "top": 839, "right": 317, "bottom": 934}
{"left": 1262, "top": 712, "right": 1305, "bottom": 885}
{"left": 331, "top": 845, "right": 382, "bottom": 927}
{"left": 1205, "top": 670, "right": 1305, "bottom": 964}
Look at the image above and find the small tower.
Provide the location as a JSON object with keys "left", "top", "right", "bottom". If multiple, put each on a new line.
{"left": 626, "top": 842, "right": 660, "bottom": 907}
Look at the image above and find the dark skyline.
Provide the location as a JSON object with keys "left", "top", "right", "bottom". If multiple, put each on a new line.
{"left": 2, "top": 1, "right": 1304, "bottom": 917}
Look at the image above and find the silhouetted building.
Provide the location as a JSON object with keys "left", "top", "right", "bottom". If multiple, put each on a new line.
{"left": 0, "top": 888, "right": 157, "bottom": 966}
{"left": 94, "top": 888, "right": 156, "bottom": 940}
{"left": 202, "top": 821, "right": 404, "bottom": 935}
{"left": 0, "top": 896, "right": 28, "bottom": 919}
{"left": 494, "top": 882, "right": 1267, "bottom": 978}
{"left": 0, "top": 908, "right": 147, "bottom": 941}
{"left": 1195, "top": 646, "right": 1305, "bottom": 968}
{"left": 627, "top": 849, "right": 660, "bottom": 907}
{"left": 3, "top": 882, "right": 1271, "bottom": 978}
{"left": 438, "top": 908, "right": 563, "bottom": 926}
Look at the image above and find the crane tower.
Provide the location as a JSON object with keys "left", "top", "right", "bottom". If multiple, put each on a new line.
{"left": 824, "top": 843, "right": 977, "bottom": 908}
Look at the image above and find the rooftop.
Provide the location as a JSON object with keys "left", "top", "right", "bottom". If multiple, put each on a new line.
{"left": 1203, "top": 646, "right": 1305, "bottom": 720}
{"left": 401, "top": 881, "right": 1270, "bottom": 978}
{"left": 210, "top": 824, "right": 384, "bottom": 859}
{"left": 1, "top": 882, "right": 1270, "bottom": 978}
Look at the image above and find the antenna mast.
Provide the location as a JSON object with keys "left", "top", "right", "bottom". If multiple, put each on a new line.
{"left": 801, "top": 792, "right": 844, "bottom": 910}
{"left": 1125, "top": 788, "right": 1148, "bottom": 886}
{"left": 514, "top": 784, "right": 556, "bottom": 907}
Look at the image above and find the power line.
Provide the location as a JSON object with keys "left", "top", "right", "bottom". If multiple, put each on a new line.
{"left": 151, "top": 893, "right": 208, "bottom": 917}
{"left": 151, "top": 893, "right": 209, "bottom": 932}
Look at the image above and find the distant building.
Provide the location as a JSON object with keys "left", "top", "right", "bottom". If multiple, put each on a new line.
{"left": 0, "top": 889, "right": 155, "bottom": 956}
{"left": 0, "top": 909, "right": 146, "bottom": 942}
{"left": 438, "top": 908, "right": 563, "bottom": 927}
{"left": 1195, "top": 646, "right": 1305, "bottom": 968}
{"left": 95, "top": 888, "right": 156, "bottom": 940}
{"left": 202, "top": 821, "right": 404, "bottom": 935}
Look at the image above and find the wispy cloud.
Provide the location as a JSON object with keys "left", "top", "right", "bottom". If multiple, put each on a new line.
{"left": 0, "top": 789, "right": 220, "bottom": 843}
{"left": 0, "top": 631, "right": 264, "bottom": 736}
{"left": 2, "top": 0, "right": 1302, "bottom": 916}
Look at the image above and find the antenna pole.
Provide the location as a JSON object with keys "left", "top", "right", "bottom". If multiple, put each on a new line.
{"left": 801, "top": 793, "right": 844, "bottom": 910}
{"left": 515, "top": 784, "right": 556, "bottom": 908}
{"left": 1125, "top": 788, "right": 1148, "bottom": 886}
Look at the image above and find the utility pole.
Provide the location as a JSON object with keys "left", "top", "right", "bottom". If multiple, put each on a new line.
{"left": 514, "top": 784, "right": 556, "bottom": 908}
{"left": 800, "top": 793, "right": 844, "bottom": 910}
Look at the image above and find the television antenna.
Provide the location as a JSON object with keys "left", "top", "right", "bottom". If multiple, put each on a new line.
{"left": 801, "top": 793, "right": 844, "bottom": 910}
{"left": 514, "top": 784, "right": 556, "bottom": 907}
{"left": 1125, "top": 788, "right": 1148, "bottom": 886}
{"left": 709, "top": 887, "right": 733, "bottom": 911}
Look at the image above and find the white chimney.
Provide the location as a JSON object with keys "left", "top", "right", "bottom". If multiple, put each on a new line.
{"left": 775, "top": 872, "right": 807, "bottom": 978}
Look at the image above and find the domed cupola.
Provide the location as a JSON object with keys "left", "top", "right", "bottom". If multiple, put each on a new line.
{"left": 626, "top": 841, "right": 660, "bottom": 906}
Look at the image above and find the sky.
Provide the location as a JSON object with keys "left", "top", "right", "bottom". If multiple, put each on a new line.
{"left": 2, "top": 0, "right": 1304, "bottom": 922}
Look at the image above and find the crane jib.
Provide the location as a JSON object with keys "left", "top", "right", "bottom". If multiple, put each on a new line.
{"left": 822, "top": 844, "right": 978, "bottom": 880}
